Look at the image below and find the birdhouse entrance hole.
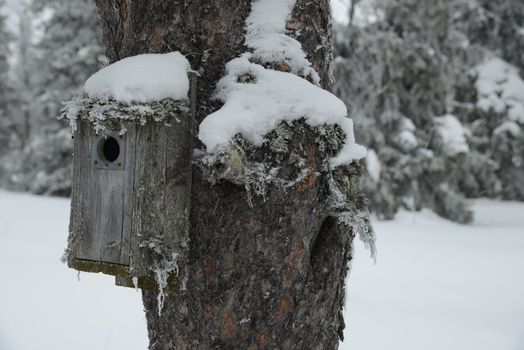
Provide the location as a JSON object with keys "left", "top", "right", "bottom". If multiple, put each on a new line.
{"left": 93, "top": 132, "right": 125, "bottom": 170}
{"left": 100, "top": 136, "right": 120, "bottom": 162}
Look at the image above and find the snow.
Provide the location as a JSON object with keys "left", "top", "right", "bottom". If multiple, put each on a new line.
{"left": 246, "top": 0, "right": 295, "bottom": 37}
{"left": 475, "top": 58, "right": 524, "bottom": 123}
{"left": 508, "top": 100, "right": 524, "bottom": 123}
{"left": 84, "top": 52, "right": 191, "bottom": 103}
{"left": 365, "top": 149, "right": 381, "bottom": 181}
{"left": 396, "top": 117, "right": 418, "bottom": 151}
{"left": 197, "top": 55, "right": 367, "bottom": 167}
{"left": 397, "top": 130, "right": 418, "bottom": 151}
{"left": 493, "top": 121, "right": 521, "bottom": 137}
{"left": 434, "top": 114, "right": 469, "bottom": 156}
{"left": 0, "top": 191, "right": 147, "bottom": 350}
{"left": 246, "top": 0, "right": 320, "bottom": 84}
{"left": 197, "top": 0, "right": 366, "bottom": 168}
{"left": 342, "top": 200, "right": 524, "bottom": 350}
{"left": 401, "top": 117, "right": 416, "bottom": 132}
{"left": 2, "top": 191, "right": 523, "bottom": 350}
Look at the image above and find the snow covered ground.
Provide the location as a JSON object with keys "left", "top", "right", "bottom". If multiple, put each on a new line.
{"left": 0, "top": 190, "right": 523, "bottom": 349}
{"left": 342, "top": 201, "right": 524, "bottom": 350}
{"left": 0, "top": 191, "right": 147, "bottom": 350}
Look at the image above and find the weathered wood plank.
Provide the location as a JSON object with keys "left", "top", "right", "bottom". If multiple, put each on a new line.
{"left": 81, "top": 142, "right": 102, "bottom": 261}
{"left": 77, "top": 126, "right": 102, "bottom": 262}
{"left": 162, "top": 78, "right": 196, "bottom": 281}
{"left": 120, "top": 124, "right": 137, "bottom": 266}
{"left": 68, "top": 120, "right": 90, "bottom": 266}
{"left": 77, "top": 130, "right": 128, "bottom": 265}
{"left": 98, "top": 168, "right": 125, "bottom": 263}
{"left": 131, "top": 121, "right": 168, "bottom": 276}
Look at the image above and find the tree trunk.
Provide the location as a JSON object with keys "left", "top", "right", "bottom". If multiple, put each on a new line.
{"left": 94, "top": 1, "right": 357, "bottom": 349}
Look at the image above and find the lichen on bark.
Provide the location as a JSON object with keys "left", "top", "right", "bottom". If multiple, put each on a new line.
{"left": 60, "top": 96, "right": 190, "bottom": 135}
{"left": 197, "top": 121, "right": 344, "bottom": 194}
{"left": 197, "top": 119, "right": 375, "bottom": 258}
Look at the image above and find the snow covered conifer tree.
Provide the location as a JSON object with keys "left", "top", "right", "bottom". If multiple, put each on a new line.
{"left": 458, "top": 0, "right": 524, "bottom": 71}
{"left": 2, "top": 0, "right": 103, "bottom": 195}
{"left": 32, "top": 0, "right": 103, "bottom": 126}
{"left": 0, "top": 0, "right": 13, "bottom": 156}
{"left": 85, "top": 0, "right": 372, "bottom": 348}
{"left": 334, "top": 0, "right": 474, "bottom": 222}
{"left": 11, "top": 6, "right": 35, "bottom": 150}
{"left": 334, "top": 0, "right": 524, "bottom": 220}
{"left": 452, "top": 1, "right": 524, "bottom": 200}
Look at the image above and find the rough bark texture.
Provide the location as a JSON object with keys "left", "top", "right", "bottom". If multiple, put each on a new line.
{"left": 94, "top": 1, "right": 354, "bottom": 349}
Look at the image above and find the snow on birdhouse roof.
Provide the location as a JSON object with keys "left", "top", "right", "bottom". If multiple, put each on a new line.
{"left": 84, "top": 52, "right": 191, "bottom": 104}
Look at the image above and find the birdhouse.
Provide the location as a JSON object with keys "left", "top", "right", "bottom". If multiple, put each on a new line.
{"left": 66, "top": 73, "right": 196, "bottom": 292}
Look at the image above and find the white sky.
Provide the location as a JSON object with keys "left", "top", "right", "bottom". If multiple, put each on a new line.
{"left": 2, "top": 0, "right": 23, "bottom": 32}
{"left": 331, "top": 0, "right": 351, "bottom": 25}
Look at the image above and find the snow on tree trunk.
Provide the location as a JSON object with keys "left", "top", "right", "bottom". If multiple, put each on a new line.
{"left": 94, "top": 0, "right": 370, "bottom": 348}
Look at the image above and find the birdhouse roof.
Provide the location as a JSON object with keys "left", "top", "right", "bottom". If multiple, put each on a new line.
{"left": 60, "top": 96, "right": 191, "bottom": 136}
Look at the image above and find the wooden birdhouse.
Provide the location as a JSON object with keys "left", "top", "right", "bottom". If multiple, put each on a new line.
{"left": 65, "top": 72, "right": 196, "bottom": 292}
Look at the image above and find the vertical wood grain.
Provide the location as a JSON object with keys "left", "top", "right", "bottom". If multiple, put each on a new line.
{"left": 68, "top": 121, "right": 90, "bottom": 266}
{"left": 77, "top": 126, "right": 102, "bottom": 262}
{"left": 131, "top": 121, "right": 168, "bottom": 276}
{"left": 163, "top": 80, "right": 196, "bottom": 272}
{"left": 98, "top": 167, "right": 125, "bottom": 263}
{"left": 121, "top": 124, "right": 137, "bottom": 266}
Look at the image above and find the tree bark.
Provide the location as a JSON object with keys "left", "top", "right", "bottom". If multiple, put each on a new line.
{"left": 94, "top": 1, "right": 355, "bottom": 349}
